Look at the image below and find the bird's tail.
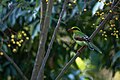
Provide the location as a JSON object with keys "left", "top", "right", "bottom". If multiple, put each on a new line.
{"left": 88, "top": 42, "right": 102, "bottom": 54}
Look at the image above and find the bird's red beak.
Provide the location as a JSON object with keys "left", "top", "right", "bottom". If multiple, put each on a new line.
{"left": 68, "top": 28, "right": 73, "bottom": 32}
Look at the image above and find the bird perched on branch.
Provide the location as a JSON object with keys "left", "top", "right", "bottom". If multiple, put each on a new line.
{"left": 68, "top": 27, "right": 102, "bottom": 54}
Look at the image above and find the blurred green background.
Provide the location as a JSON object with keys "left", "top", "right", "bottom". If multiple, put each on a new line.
{"left": 0, "top": 0, "right": 120, "bottom": 80}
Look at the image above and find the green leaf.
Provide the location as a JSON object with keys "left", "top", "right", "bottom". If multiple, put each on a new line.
{"left": 75, "top": 57, "right": 86, "bottom": 71}
{"left": 10, "top": 65, "right": 17, "bottom": 76}
{"left": 2, "top": 61, "right": 10, "bottom": 67}
{"left": 2, "top": 44, "right": 8, "bottom": 52}
{"left": 0, "top": 23, "right": 8, "bottom": 31}
{"left": 111, "top": 51, "right": 120, "bottom": 66}
{"left": 0, "top": 5, "right": 3, "bottom": 13}
{"left": 35, "top": 0, "right": 40, "bottom": 7}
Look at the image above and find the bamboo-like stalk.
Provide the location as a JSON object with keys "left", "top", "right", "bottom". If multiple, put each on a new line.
{"left": 36, "top": 0, "right": 68, "bottom": 80}
{"left": 30, "top": 0, "right": 53, "bottom": 80}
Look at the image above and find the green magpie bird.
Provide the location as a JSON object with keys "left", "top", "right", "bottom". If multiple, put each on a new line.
{"left": 68, "top": 27, "right": 102, "bottom": 54}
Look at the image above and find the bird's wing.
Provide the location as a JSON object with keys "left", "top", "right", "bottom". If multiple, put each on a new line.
{"left": 73, "top": 36, "right": 88, "bottom": 46}
{"left": 74, "top": 36, "right": 86, "bottom": 41}
{"left": 77, "top": 31, "right": 87, "bottom": 37}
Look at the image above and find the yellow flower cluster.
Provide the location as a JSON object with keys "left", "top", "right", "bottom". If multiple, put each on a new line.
{"left": 100, "top": 30, "right": 108, "bottom": 40}
{"left": 96, "top": 1, "right": 119, "bottom": 40}
{"left": 109, "top": 20, "right": 119, "bottom": 39}
{"left": 95, "top": 11, "right": 105, "bottom": 20}
{"left": 104, "top": 2, "right": 112, "bottom": 6}
{"left": 100, "top": 18, "right": 119, "bottom": 40}
{"left": 8, "top": 30, "right": 29, "bottom": 53}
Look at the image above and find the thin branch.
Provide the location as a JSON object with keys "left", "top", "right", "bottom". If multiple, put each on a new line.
{"left": 1, "top": 8, "right": 14, "bottom": 22}
{"left": 40, "top": 0, "right": 47, "bottom": 31}
{"left": 0, "top": 49, "right": 28, "bottom": 80}
{"left": 55, "top": 46, "right": 87, "bottom": 80}
{"left": 30, "top": 0, "right": 53, "bottom": 80}
{"left": 36, "top": 0, "right": 68, "bottom": 80}
{"left": 55, "top": 0, "right": 120, "bottom": 80}
{"left": 0, "top": 3, "right": 17, "bottom": 23}
{"left": 37, "top": 0, "right": 47, "bottom": 79}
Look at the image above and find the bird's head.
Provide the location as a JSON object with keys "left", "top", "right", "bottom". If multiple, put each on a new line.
{"left": 68, "top": 27, "right": 81, "bottom": 33}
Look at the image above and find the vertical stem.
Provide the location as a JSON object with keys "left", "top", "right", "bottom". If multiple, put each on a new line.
{"left": 30, "top": 0, "right": 53, "bottom": 80}
{"left": 37, "top": 0, "right": 68, "bottom": 80}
